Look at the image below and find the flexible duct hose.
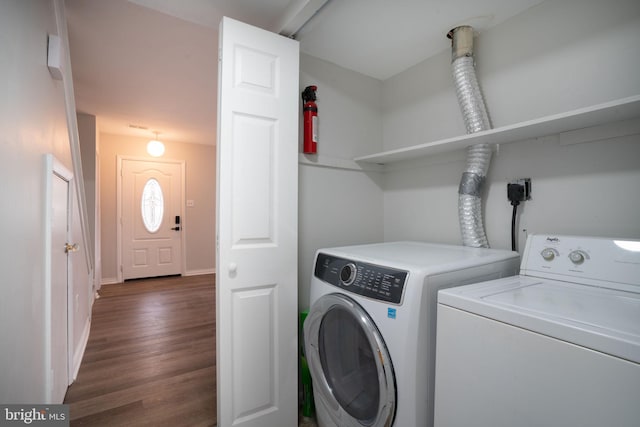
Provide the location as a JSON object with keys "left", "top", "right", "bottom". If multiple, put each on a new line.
{"left": 449, "top": 26, "right": 492, "bottom": 248}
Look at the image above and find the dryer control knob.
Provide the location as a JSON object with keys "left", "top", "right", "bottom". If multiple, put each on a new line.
{"left": 340, "top": 263, "right": 357, "bottom": 286}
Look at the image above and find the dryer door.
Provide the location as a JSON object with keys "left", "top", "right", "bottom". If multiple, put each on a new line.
{"left": 305, "top": 293, "right": 396, "bottom": 427}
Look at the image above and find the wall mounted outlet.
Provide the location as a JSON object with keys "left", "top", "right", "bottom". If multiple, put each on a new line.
{"left": 507, "top": 178, "right": 531, "bottom": 205}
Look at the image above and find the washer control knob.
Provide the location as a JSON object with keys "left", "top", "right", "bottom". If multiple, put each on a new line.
{"left": 569, "top": 250, "right": 587, "bottom": 265}
{"left": 340, "top": 263, "right": 357, "bottom": 286}
{"left": 541, "top": 248, "right": 558, "bottom": 261}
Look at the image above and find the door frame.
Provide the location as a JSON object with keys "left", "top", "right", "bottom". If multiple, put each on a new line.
{"left": 44, "top": 154, "right": 74, "bottom": 401}
{"left": 116, "top": 156, "right": 186, "bottom": 283}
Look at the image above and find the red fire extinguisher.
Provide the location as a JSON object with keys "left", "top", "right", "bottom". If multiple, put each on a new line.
{"left": 302, "top": 85, "right": 318, "bottom": 154}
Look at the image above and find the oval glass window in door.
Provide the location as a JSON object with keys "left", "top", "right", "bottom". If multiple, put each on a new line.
{"left": 141, "top": 178, "right": 164, "bottom": 233}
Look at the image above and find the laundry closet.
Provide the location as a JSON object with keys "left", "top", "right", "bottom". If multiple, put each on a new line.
{"left": 297, "top": 0, "right": 640, "bottom": 309}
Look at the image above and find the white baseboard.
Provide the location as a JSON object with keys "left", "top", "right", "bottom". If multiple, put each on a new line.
{"left": 184, "top": 268, "right": 216, "bottom": 276}
{"left": 101, "top": 277, "right": 119, "bottom": 285}
{"left": 72, "top": 317, "right": 91, "bottom": 382}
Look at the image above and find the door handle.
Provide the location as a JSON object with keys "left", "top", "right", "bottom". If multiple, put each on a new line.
{"left": 171, "top": 226, "right": 181, "bottom": 231}
{"left": 65, "top": 243, "right": 79, "bottom": 253}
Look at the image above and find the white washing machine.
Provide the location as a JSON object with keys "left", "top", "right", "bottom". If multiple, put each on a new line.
{"left": 303, "top": 241, "right": 520, "bottom": 427}
{"left": 435, "top": 234, "right": 640, "bottom": 427}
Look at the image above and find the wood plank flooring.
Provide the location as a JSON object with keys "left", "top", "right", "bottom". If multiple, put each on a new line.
{"left": 64, "top": 274, "right": 216, "bottom": 427}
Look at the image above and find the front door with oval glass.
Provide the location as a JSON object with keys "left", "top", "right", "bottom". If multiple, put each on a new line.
{"left": 121, "top": 159, "right": 183, "bottom": 280}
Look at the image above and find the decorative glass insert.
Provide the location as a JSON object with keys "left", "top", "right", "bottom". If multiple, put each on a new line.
{"left": 141, "top": 178, "right": 164, "bottom": 233}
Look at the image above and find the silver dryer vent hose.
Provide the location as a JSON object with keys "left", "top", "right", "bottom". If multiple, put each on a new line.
{"left": 448, "top": 26, "right": 492, "bottom": 248}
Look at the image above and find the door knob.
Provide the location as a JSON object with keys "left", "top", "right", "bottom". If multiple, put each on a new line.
{"left": 65, "top": 243, "right": 79, "bottom": 253}
{"left": 171, "top": 226, "right": 181, "bottom": 231}
{"left": 228, "top": 263, "right": 237, "bottom": 273}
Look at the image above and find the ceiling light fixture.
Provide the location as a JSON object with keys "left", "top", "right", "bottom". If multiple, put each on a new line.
{"left": 147, "top": 132, "right": 165, "bottom": 157}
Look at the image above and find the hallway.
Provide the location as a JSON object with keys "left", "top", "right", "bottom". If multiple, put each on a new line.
{"left": 64, "top": 275, "right": 216, "bottom": 426}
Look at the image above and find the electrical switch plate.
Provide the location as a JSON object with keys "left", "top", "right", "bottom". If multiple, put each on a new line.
{"left": 186, "top": 200, "right": 195, "bottom": 207}
{"left": 47, "top": 34, "right": 63, "bottom": 80}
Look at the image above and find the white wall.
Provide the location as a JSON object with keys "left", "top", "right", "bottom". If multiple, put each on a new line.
{"left": 0, "top": 0, "right": 91, "bottom": 403}
{"left": 298, "top": 54, "right": 385, "bottom": 310}
{"left": 382, "top": 0, "right": 640, "bottom": 249}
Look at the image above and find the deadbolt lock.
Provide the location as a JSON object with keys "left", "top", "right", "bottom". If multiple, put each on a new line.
{"left": 65, "top": 243, "right": 79, "bottom": 253}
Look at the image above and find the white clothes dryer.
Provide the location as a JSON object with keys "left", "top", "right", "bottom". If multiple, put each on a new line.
{"left": 435, "top": 235, "right": 640, "bottom": 427}
{"left": 304, "top": 241, "right": 519, "bottom": 427}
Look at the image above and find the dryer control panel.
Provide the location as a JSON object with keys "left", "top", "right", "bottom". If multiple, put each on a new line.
{"left": 315, "top": 253, "right": 408, "bottom": 305}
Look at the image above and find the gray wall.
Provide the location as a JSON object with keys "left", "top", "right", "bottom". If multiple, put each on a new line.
{"left": 298, "top": 54, "right": 385, "bottom": 310}
{"left": 77, "top": 113, "right": 102, "bottom": 289}
{"left": 298, "top": 0, "right": 640, "bottom": 313}
{"left": 0, "top": 0, "right": 92, "bottom": 403}
{"left": 382, "top": 0, "right": 640, "bottom": 249}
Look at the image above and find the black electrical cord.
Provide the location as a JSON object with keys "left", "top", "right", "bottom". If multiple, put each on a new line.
{"left": 511, "top": 202, "right": 519, "bottom": 251}
{"left": 507, "top": 181, "right": 529, "bottom": 252}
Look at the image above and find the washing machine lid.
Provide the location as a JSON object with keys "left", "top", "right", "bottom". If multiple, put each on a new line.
{"left": 438, "top": 276, "right": 640, "bottom": 364}
{"left": 319, "top": 241, "right": 519, "bottom": 275}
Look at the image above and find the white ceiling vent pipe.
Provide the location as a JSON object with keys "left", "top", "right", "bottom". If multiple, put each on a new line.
{"left": 448, "top": 26, "right": 492, "bottom": 248}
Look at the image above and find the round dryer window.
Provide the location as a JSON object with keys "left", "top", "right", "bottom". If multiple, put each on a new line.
{"left": 305, "top": 293, "right": 396, "bottom": 427}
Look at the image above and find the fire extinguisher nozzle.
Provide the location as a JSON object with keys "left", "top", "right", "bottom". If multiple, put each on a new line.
{"left": 302, "top": 85, "right": 317, "bottom": 102}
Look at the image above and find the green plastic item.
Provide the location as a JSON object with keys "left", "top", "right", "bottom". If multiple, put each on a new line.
{"left": 300, "top": 311, "right": 315, "bottom": 418}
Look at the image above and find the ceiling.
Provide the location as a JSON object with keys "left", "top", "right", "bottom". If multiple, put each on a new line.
{"left": 65, "top": 0, "right": 545, "bottom": 146}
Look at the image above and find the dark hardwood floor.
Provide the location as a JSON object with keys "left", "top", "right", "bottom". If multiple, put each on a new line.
{"left": 64, "top": 274, "right": 216, "bottom": 426}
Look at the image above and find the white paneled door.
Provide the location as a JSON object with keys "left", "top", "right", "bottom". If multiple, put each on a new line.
{"left": 46, "top": 154, "right": 73, "bottom": 404}
{"left": 120, "top": 159, "right": 184, "bottom": 281}
{"left": 216, "top": 17, "right": 299, "bottom": 427}
{"left": 50, "top": 167, "right": 70, "bottom": 403}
